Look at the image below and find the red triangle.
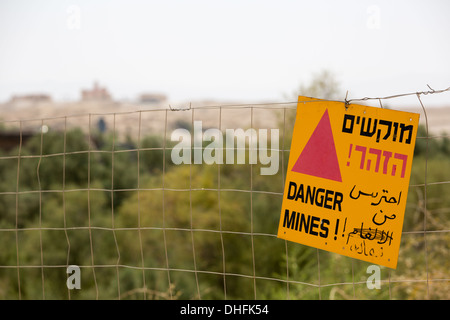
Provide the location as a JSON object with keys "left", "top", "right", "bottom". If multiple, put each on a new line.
{"left": 291, "top": 109, "right": 342, "bottom": 182}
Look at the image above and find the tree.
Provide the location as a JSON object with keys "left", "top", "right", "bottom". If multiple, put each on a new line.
{"left": 286, "top": 70, "right": 343, "bottom": 101}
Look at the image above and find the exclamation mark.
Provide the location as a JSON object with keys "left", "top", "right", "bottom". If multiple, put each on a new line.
{"left": 347, "top": 144, "right": 353, "bottom": 166}
{"left": 342, "top": 218, "right": 347, "bottom": 238}
{"left": 334, "top": 219, "right": 340, "bottom": 240}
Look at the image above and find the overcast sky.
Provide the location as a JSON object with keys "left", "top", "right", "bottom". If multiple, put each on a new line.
{"left": 0, "top": 0, "right": 449, "bottom": 105}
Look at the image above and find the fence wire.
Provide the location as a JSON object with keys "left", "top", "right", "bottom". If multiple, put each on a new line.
{"left": 0, "top": 87, "right": 449, "bottom": 300}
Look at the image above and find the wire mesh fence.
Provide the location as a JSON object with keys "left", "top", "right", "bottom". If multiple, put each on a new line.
{"left": 0, "top": 89, "right": 449, "bottom": 300}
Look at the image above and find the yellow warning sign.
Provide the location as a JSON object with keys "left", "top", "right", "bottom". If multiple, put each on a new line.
{"left": 277, "top": 96, "right": 420, "bottom": 268}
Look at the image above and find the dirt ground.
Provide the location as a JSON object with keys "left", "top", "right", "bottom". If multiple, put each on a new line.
{"left": 1, "top": 99, "right": 449, "bottom": 139}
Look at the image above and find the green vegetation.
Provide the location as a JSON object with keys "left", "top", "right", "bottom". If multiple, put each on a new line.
{"left": 0, "top": 120, "right": 448, "bottom": 300}
{"left": 0, "top": 72, "right": 447, "bottom": 300}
